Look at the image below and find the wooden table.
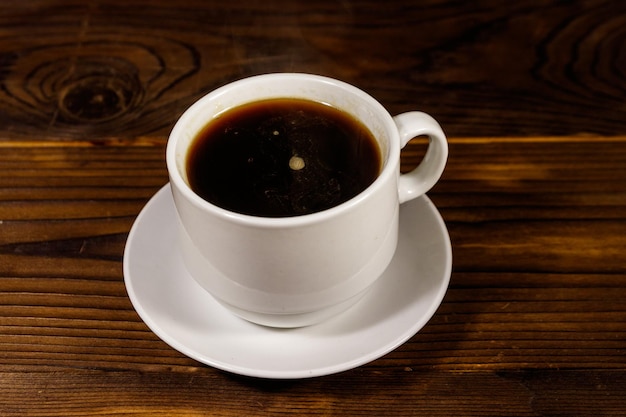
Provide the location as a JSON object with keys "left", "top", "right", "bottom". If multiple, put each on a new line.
{"left": 1, "top": 0, "right": 625, "bottom": 415}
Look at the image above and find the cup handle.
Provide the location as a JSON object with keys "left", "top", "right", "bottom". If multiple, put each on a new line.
{"left": 394, "top": 111, "right": 448, "bottom": 203}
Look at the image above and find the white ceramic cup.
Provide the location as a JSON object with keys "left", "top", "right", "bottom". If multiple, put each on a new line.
{"left": 166, "top": 73, "right": 448, "bottom": 328}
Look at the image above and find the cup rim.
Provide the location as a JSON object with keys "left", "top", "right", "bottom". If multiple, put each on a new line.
{"left": 166, "top": 72, "right": 401, "bottom": 228}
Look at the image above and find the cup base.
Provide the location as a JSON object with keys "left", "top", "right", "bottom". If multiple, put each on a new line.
{"left": 213, "top": 286, "right": 371, "bottom": 328}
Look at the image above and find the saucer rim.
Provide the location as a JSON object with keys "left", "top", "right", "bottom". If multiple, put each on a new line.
{"left": 123, "top": 184, "right": 451, "bottom": 379}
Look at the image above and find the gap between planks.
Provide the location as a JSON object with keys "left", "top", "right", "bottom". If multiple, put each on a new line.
{"left": 0, "top": 136, "right": 625, "bottom": 148}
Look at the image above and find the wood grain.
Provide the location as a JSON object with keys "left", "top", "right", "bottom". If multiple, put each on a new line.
{"left": 0, "top": 0, "right": 625, "bottom": 141}
{"left": 1, "top": 370, "right": 625, "bottom": 416}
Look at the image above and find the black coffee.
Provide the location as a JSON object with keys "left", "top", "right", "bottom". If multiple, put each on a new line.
{"left": 186, "top": 98, "right": 381, "bottom": 217}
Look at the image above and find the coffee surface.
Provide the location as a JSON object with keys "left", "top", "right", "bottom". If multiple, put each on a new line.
{"left": 186, "top": 98, "right": 381, "bottom": 217}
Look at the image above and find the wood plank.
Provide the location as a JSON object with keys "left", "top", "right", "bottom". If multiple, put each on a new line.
{"left": 0, "top": 1, "right": 625, "bottom": 141}
{"left": 0, "top": 370, "right": 624, "bottom": 416}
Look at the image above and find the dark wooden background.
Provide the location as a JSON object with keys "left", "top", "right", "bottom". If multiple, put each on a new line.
{"left": 1, "top": 0, "right": 625, "bottom": 141}
{"left": 1, "top": 0, "right": 625, "bottom": 416}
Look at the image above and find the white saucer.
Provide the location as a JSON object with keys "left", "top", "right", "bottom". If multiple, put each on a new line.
{"left": 123, "top": 184, "right": 452, "bottom": 379}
